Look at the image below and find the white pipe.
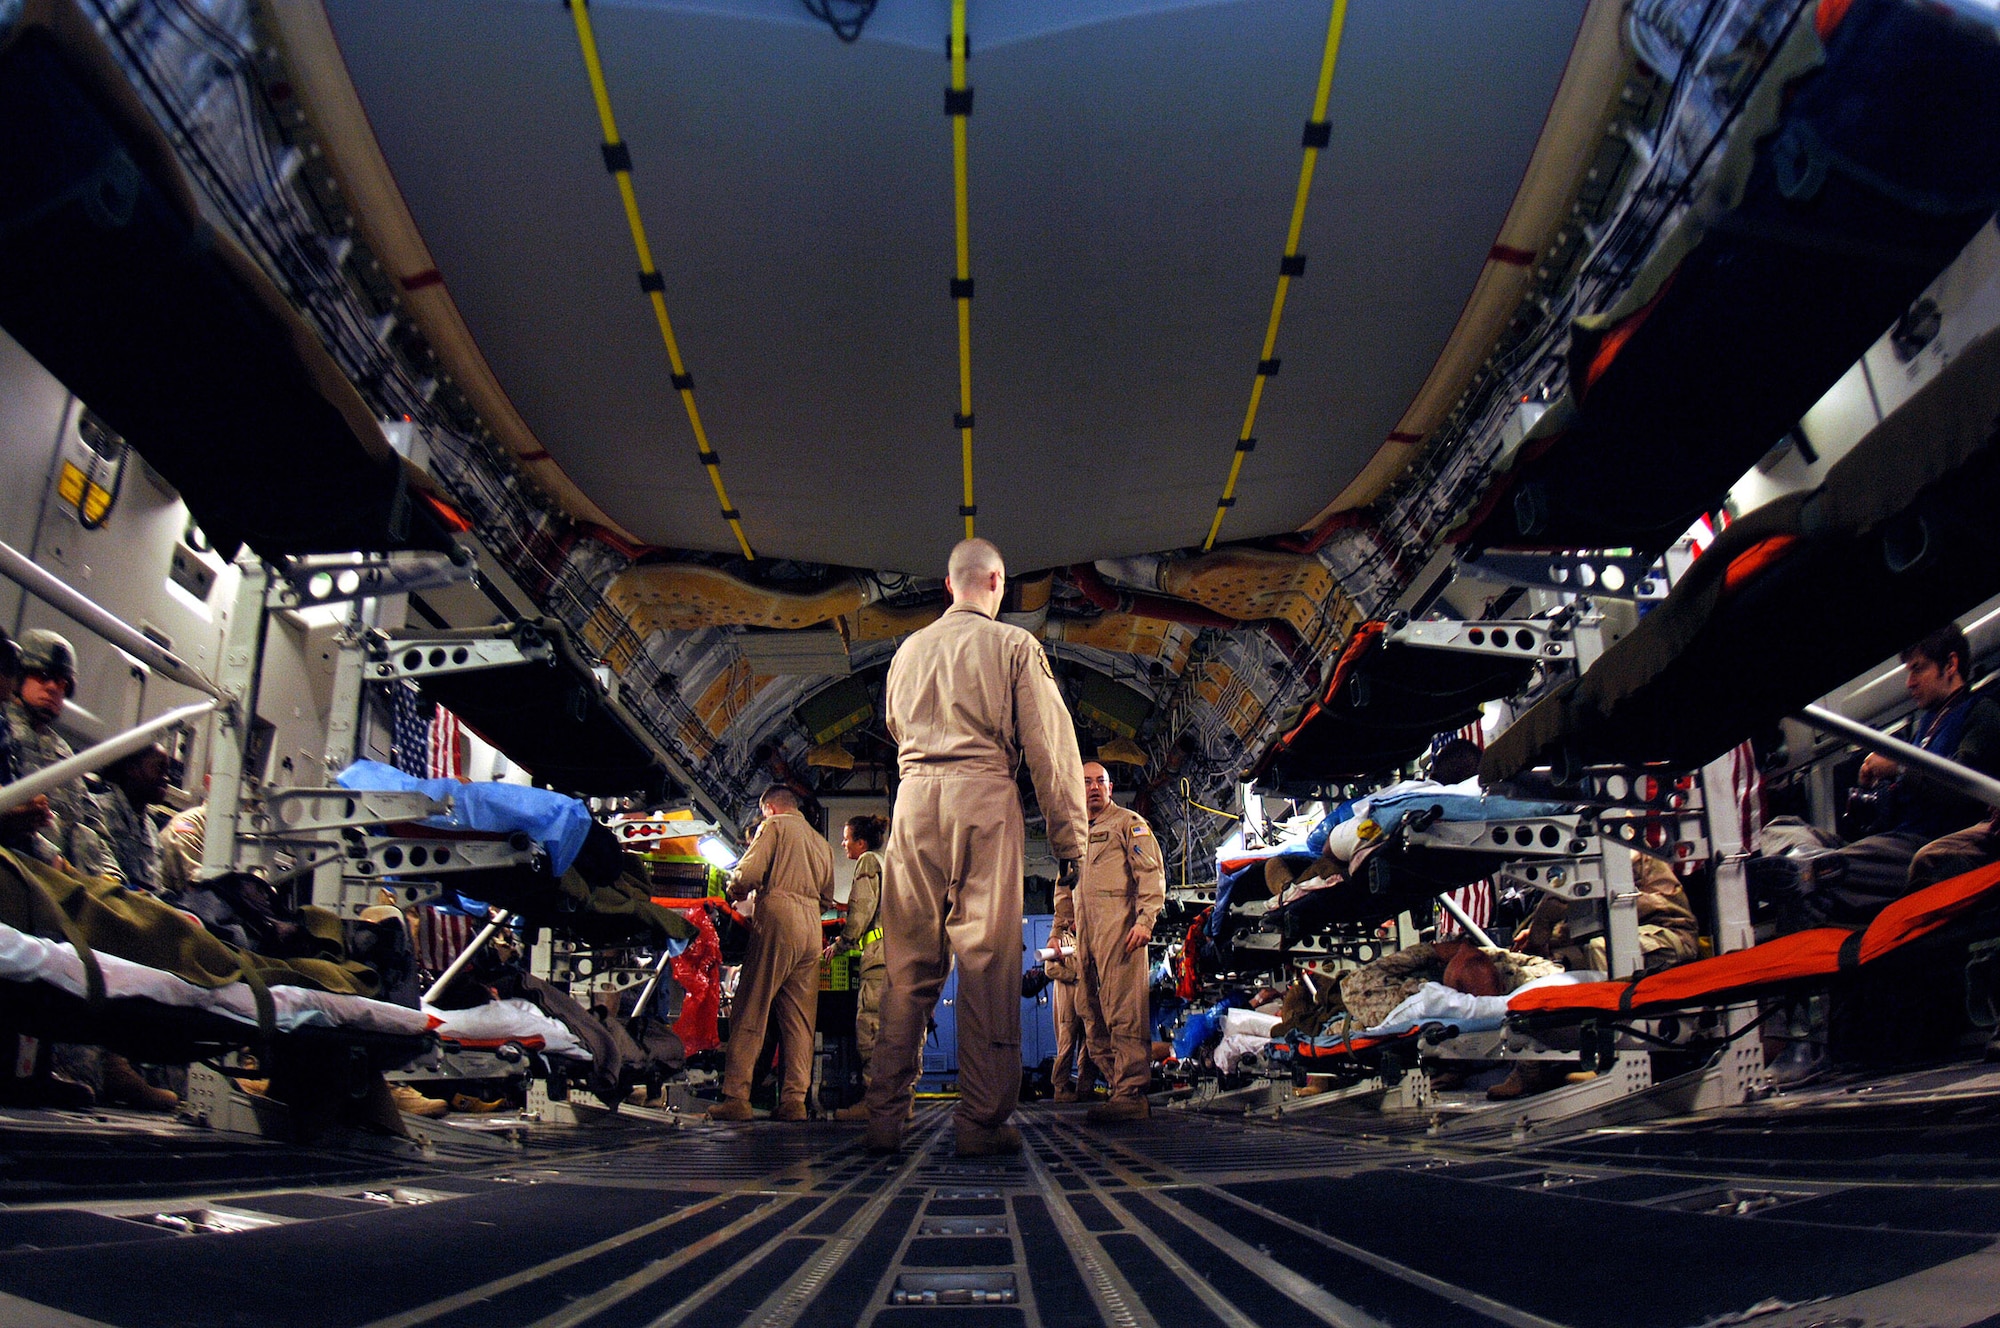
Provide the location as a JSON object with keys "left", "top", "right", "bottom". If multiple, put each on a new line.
{"left": 0, "top": 699, "right": 217, "bottom": 815}
{"left": 1436, "top": 891, "right": 1499, "bottom": 950}
{"left": 422, "top": 912, "right": 511, "bottom": 1005}
{"left": 0, "top": 539, "right": 221, "bottom": 699}
{"left": 1800, "top": 703, "right": 2000, "bottom": 810}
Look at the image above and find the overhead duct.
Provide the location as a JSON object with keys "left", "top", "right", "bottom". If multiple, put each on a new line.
{"left": 1088, "top": 550, "right": 1361, "bottom": 653}
{"left": 603, "top": 563, "right": 877, "bottom": 636}
{"left": 1044, "top": 612, "right": 1198, "bottom": 669}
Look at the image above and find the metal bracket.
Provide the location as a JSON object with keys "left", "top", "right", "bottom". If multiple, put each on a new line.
{"left": 269, "top": 548, "right": 476, "bottom": 611}
{"left": 343, "top": 835, "right": 536, "bottom": 880}
{"left": 366, "top": 631, "right": 551, "bottom": 682}
{"left": 1495, "top": 856, "right": 1606, "bottom": 902}
{"left": 1386, "top": 616, "right": 1577, "bottom": 661}
{"left": 252, "top": 788, "right": 450, "bottom": 835}
{"left": 1403, "top": 813, "right": 1598, "bottom": 857}
{"left": 1457, "top": 550, "right": 1667, "bottom": 602}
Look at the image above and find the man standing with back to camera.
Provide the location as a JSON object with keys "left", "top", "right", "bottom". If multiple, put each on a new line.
{"left": 863, "top": 538, "right": 1088, "bottom": 1156}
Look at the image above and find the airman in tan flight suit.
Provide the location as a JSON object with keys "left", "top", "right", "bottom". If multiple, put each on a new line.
{"left": 1043, "top": 939, "right": 1101, "bottom": 1101}
{"left": 863, "top": 539, "right": 1088, "bottom": 1156}
{"left": 710, "top": 786, "right": 835, "bottom": 1122}
{"left": 831, "top": 813, "right": 890, "bottom": 1120}
{"left": 1057, "top": 761, "right": 1164, "bottom": 1123}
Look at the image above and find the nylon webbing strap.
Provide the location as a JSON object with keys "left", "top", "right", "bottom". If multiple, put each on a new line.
{"left": 948, "top": 0, "right": 977, "bottom": 538}
{"left": 859, "top": 925, "right": 884, "bottom": 948}
{"left": 1201, "top": 0, "right": 1351, "bottom": 551}
{"left": 1836, "top": 927, "right": 1867, "bottom": 971}
{"left": 567, "top": 0, "right": 756, "bottom": 560}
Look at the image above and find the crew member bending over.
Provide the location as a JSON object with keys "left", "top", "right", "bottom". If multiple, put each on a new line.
{"left": 710, "top": 786, "right": 835, "bottom": 1122}
{"left": 1058, "top": 761, "right": 1164, "bottom": 1123}
{"left": 863, "top": 538, "right": 1088, "bottom": 1157}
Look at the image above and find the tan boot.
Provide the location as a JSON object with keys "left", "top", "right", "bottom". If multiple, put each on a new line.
{"left": 772, "top": 1099, "right": 809, "bottom": 1122}
{"left": 1085, "top": 1097, "right": 1149, "bottom": 1124}
{"left": 450, "top": 1094, "right": 508, "bottom": 1115}
{"left": 955, "top": 1122, "right": 1022, "bottom": 1157}
{"left": 706, "top": 1097, "right": 755, "bottom": 1121}
{"left": 390, "top": 1084, "right": 449, "bottom": 1119}
{"left": 833, "top": 1102, "right": 871, "bottom": 1121}
{"left": 864, "top": 1120, "right": 904, "bottom": 1154}
{"left": 1052, "top": 1084, "right": 1078, "bottom": 1103}
{"left": 101, "top": 1055, "right": 178, "bottom": 1113}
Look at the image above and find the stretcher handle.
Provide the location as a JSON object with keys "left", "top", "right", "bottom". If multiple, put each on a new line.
{"left": 1800, "top": 703, "right": 2000, "bottom": 811}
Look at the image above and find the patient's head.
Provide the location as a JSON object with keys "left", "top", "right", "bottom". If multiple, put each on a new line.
{"left": 1428, "top": 737, "right": 1482, "bottom": 787}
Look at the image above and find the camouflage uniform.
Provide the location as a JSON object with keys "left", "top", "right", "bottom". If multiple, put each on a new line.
{"left": 6, "top": 701, "right": 119, "bottom": 881}
{"left": 94, "top": 784, "right": 162, "bottom": 895}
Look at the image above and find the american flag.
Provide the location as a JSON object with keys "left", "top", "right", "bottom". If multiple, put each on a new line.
{"left": 1431, "top": 722, "right": 1493, "bottom": 941}
{"left": 390, "top": 683, "right": 463, "bottom": 780}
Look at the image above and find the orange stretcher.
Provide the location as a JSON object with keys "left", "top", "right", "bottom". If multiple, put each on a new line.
{"left": 1509, "top": 860, "right": 2000, "bottom": 1021}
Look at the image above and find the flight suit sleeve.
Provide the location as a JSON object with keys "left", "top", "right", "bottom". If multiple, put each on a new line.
{"left": 1126, "top": 814, "right": 1166, "bottom": 934}
{"left": 726, "top": 821, "right": 775, "bottom": 901}
{"left": 1013, "top": 637, "right": 1088, "bottom": 862}
{"left": 842, "top": 854, "right": 881, "bottom": 943}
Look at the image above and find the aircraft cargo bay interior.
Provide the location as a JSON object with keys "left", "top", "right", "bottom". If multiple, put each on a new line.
{"left": 4, "top": 0, "right": 2000, "bottom": 1324}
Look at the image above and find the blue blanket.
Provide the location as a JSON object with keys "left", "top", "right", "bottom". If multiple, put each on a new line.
{"left": 335, "top": 761, "right": 594, "bottom": 876}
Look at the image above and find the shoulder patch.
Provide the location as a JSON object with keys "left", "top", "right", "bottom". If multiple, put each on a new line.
{"left": 1129, "top": 822, "right": 1150, "bottom": 837}
{"left": 1035, "top": 646, "right": 1054, "bottom": 679}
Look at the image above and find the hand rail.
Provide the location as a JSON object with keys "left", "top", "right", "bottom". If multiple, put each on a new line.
{"left": 1435, "top": 889, "right": 1499, "bottom": 950}
{"left": 1799, "top": 702, "right": 2000, "bottom": 811}
{"left": 0, "top": 699, "right": 218, "bottom": 815}
{"left": 0, "top": 538, "right": 222, "bottom": 699}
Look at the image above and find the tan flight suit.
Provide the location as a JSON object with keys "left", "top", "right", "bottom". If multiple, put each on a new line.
{"left": 865, "top": 602, "right": 1088, "bottom": 1132}
{"left": 1056, "top": 803, "right": 1164, "bottom": 1101}
{"left": 1045, "top": 946, "right": 1100, "bottom": 1095}
{"left": 840, "top": 848, "right": 888, "bottom": 1084}
{"left": 721, "top": 811, "right": 835, "bottom": 1108}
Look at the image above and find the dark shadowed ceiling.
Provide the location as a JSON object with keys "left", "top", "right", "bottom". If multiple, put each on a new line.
{"left": 326, "top": 0, "right": 1587, "bottom": 574}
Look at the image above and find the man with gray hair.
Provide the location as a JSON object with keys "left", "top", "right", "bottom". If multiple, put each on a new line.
{"left": 863, "top": 538, "right": 1088, "bottom": 1156}
{"left": 710, "top": 784, "right": 835, "bottom": 1121}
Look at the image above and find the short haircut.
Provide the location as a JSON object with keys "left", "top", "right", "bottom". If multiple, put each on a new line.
{"left": 1428, "top": 737, "right": 1483, "bottom": 786}
{"left": 845, "top": 813, "right": 888, "bottom": 851}
{"left": 947, "top": 538, "right": 1005, "bottom": 589}
{"left": 760, "top": 784, "right": 800, "bottom": 813}
{"left": 1903, "top": 623, "right": 1973, "bottom": 682}
{"left": 105, "top": 744, "right": 167, "bottom": 781}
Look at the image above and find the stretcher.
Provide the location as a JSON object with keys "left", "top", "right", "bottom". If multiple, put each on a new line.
{"left": 1484, "top": 322, "right": 2000, "bottom": 781}
{"left": 1255, "top": 620, "right": 1537, "bottom": 787}
{"left": 1509, "top": 859, "right": 2000, "bottom": 1025}
{"left": 1450, "top": 0, "right": 2000, "bottom": 557}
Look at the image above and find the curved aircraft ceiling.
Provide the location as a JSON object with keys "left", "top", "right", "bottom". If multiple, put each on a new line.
{"left": 325, "top": 0, "right": 1588, "bottom": 574}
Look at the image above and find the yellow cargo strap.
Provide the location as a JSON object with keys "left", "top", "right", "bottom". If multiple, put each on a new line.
{"left": 566, "top": 0, "right": 756, "bottom": 560}
{"left": 859, "top": 925, "right": 884, "bottom": 948}
{"left": 1202, "top": 0, "right": 1352, "bottom": 552}
{"left": 948, "top": 0, "right": 977, "bottom": 538}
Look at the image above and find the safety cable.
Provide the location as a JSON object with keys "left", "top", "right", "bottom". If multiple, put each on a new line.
{"left": 565, "top": 0, "right": 757, "bottom": 560}
{"left": 1201, "top": 0, "right": 1352, "bottom": 552}
{"left": 947, "top": 0, "right": 977, "bottom": 538}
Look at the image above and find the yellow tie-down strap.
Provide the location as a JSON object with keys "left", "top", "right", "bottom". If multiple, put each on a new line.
{"left": 567, "top": 0, "right": 756, "bottom": 560}
{"left": 947, "top": 0, "right": 978, "bottom": 539}
{"left": 1203, "top": 0, "right": 1351, "bottom": 552}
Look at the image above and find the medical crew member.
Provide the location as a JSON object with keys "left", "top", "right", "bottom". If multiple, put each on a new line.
{"left": 831, "top": 813, "right": 889, "bottom": 1119}
{"left": 863, "top": 539, "right": 1088, "bottom": 1157}
{"left": 710, "top": 786, "right": 835, "bottom": 1122}
{"left": 1042, "top": 935, "right": 1100, "bottom": 1101}
{"left": 1058, "top": 761, "right": 1165, "bottom": 1122}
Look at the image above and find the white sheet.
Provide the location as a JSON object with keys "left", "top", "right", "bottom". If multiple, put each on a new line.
{"left": 1362, "top": 971, "right": 1608, "bottom": 1038}
{"left": 422, "top": 998, "right": 589, "bottom": 1060}
{"left": 0, "top": 920, "right": 433, "bottom": 1037}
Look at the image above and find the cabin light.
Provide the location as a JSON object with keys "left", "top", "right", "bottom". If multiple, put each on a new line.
{"left": 698, "top": 835, "right": 740, "bottom": 870}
